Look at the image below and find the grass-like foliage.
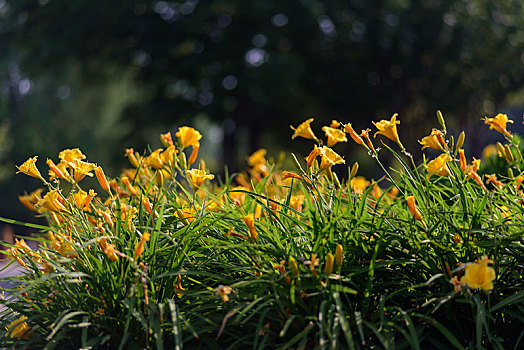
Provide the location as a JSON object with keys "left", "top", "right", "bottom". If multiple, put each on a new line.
{"left": 1, "top": 112, "right": 523, "bottom": 349}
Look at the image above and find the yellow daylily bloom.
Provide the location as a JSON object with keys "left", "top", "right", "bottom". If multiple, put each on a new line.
{"left": 215, "top": 285, "right": 233, "bottom": 302}
{"left": 36, "top": 190, "right": 67, "bottom": 212}
{"left": 186, "top": 169, "right": 214, "bottom": 190}
{"left": 71, "top": 159, "right": 97, "bottom": 182}
{"left": 16, "top": 156, "right": 45, "bottom": 182}
{"left": 243, "top": 214, "right": 258, "bottom": 240}
{"left": 134, "top": 232, "right": 151, "bottom": 258}
{"left": 373, "top": 113, "right": 404, "bottom": 149}
{"left": 460, "top": 256, "right": 495, "bottom": 291}
{"left": 418, "top": 129, "right": 446, "bottom": 151}
{"left": 248, "top": 149, "right": 267, "bottom": 166}
{"left": 6, "top": 315, "right": 31, "bottom": 339}
{"left": 176, "top": 126, "right": 202, "bottom": 148}
{"left": 425, "top": 154, "right": 452, "bottom": 178}
{"left": 98, "top": 238, "right": 118, "bottom": 261}
{"left": 483, "top": 113, "right": 513, "bottom": 137}
{"left": 58, "top": 148, "right": 86, "bottom": 163}
{"left": 73, "top": 189, "right": 97, "bottom": 210}
{"left": 350, "top": 176, "right": 369, "bottom": 194}
{"left": 18, "top": 188, "right": 44, "bottom": 212}
{"left": 145, "top": 149, "right": 164, "bottom": 169}
{"left": 319, "top": 146, "right": 345, "bottom": 171}
{"left": 290, "top": 118, "right": 318, "bottom": 141}
{"left": 322, "top": 126, "right": 347, "bottom": 147}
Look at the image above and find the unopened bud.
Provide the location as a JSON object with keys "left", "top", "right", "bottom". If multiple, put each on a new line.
{"left": 155, "top": 170, "right": 164, "bottom": 187}
{"left": 335, "top": 244, "right": 343, "bottom": 266}
{"left": 325, "top": 253, "right": 334, "bottom": 276}
{"left": 436, "top": 110, "right": 446, "bottom": 131}
{"left": 504, "top": 145, "right": 514, "bottom": 163}
{"left": 496, "top": 142, "right": 505, "bottom": 158}
{"left": 456, "top": 131, "right": 465, "bottom": 150}
{"left": 180, "top": 152, "right": 187, "bottom": 170}
{"left": 350, "top": 162, "right": 359, "bottom": 178}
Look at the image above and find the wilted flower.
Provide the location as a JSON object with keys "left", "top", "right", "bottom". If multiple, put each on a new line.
{"left": 344, "top": 123, "right": 364, "bottom": 146}
{"left": 460, "top": 256, "right": 495, "bottom": 291}
{"left": 291, "top": 118, "right": 318, "bottom": 141}
{"left": 160, "top": 132, "right": 174, "bottom": 147}
{"left": 18, "top": 188, "right": 44, "bottom": 212}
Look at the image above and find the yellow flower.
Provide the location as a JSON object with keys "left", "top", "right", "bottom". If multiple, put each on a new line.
{"left": 215, "top": 285, "right": 233, "bottom": 302}
{"left": 350, "top": 176, "right": 369, "bottom": 194}
{"left": 134, "top": 232, "right": 150, "bottom": 258}
{"left": 16, "top": 156, "right": 45, "bottom": 181}
{"left": 418, "top": 129, "right": 446, "bottom": 151}
{"left": 175, "top": 207, "right": 197, "bottom": 225}
{"left": 73, "top": 189, "right": 97, "bottom": 210}
{"left": 58, "top": 148, "right": 86, "bottom": 163}
{"left": 98, "top": 238, "right": 118, "bottom": 261}
{"left": 6, "top": 315, "right": 31, "bottom": 338}
{"left": 425, "top": 154, "right": 452, "bottom": 178}
{"left": 373, "top": 113, "right": 404, "bottom": 149}
{"left": 344, "top": 123, "right": 364, "bottom": 146}
{"left": 46, "top": 158, "right": 68, "bottom": 180}
{"left": 176, "top": 126, "right": 202, "bottom": 148}
{"left": 161, "top": 146, "right": 177, "bottom": 167}
{"left": 18, "top": 188, "right": 44, "bottom": 212}
{"left": 322, "top": 126, "right": 347, "bottom": 147}
{"left": 48, "top": 160, "right": 70, "bottom": 181}
{"left": 71, "top": 159, "right": 97, "bottom": 182}
{"left": 319, "top": 146, "right": 345, "bottom": 171}
{"left": 290, "top": 118, "right": 318, "bottom": 141}
{"left": 483, "top": 113, "right": 513, "bottom": 137}
{"left": 36, "top": 190, "right": 67, "bottom": 212}
{"left": 460, "top": 256, "right": 495, "bottom": 291}
{"left": 243, "top": 214, "right": 258, "bottom": 240}
{"left": 248, "top": 149, "right": 267, "bottom": 167}
{"left": 186, "top": 169, "right": 214, "bottom": 190}
{"left": 145, "top": 149, "right": 165, "bottom": 169}
{"left": 406, "top": 195, "right": 423, "bottom": 223}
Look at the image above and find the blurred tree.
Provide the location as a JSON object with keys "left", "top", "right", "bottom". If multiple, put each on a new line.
{"left": 1, "top": 0, "right": 524, "bottom": 191}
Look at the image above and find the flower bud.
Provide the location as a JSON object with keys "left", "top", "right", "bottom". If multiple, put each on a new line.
{"left": 95, "top": 167, "right": 111, "bottom": 194}
{"left": 436, "top": 110, "right": 446, "bottom": 131}
{"left": 350, "top": 162, "right": 359, "bottom": 179}
{"left": 456, "top": 131, "right": 465, "bottom": 150}
{"left": 325, "top": 253, "right": 334, "bottom": 276}
{"left": 335, "top": 244, "right": 343, "bottom": 266}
